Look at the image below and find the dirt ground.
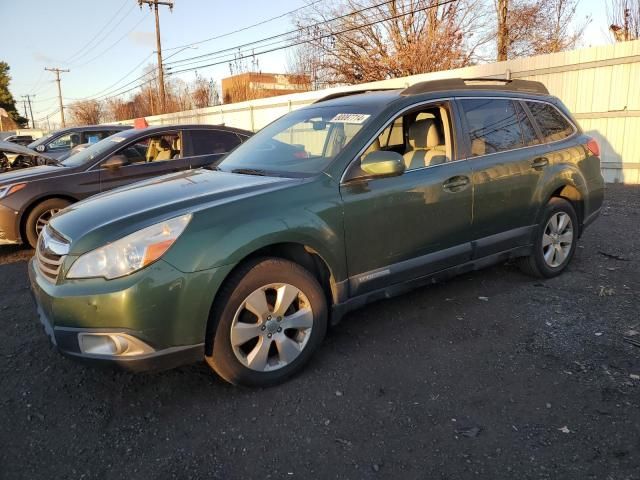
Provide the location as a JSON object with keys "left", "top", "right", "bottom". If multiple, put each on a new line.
{"left": 0, "top": 184, "right": 638, "bottom": 480}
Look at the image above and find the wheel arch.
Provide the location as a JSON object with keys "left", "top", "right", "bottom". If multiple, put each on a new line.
{"left": 204, "top": 241, "right": 339, "bottom": 356}
{"left": 19, "top": 194, "right": 78, "bottom": 241}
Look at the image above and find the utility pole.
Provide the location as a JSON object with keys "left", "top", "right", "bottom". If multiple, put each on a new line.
{"left": 45, "top": 67, "right": 70, "bottom": 127}
{"left": 497, "top": 0, "right": 509, "bottom": 62}
{"left": 138, "top": 0, "right": 173, "bottom": 114}
{"left": 22, "top": 94, "right": 36, "bottom": 129}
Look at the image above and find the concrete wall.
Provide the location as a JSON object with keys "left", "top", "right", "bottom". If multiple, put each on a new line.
{"left": 114, "top": 40, "right": 640, "bottom": 183}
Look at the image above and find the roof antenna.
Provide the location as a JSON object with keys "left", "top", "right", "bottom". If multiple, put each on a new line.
{"left": 505, "top": 69, "right": 512, "bottom": 81}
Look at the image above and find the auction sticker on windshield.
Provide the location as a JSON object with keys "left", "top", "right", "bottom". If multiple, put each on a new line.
{"left": 110, "top": 137, "right": 126, "bottom": 143}
{"left": 330, "top": 113, "right": 371, "bottom": 124}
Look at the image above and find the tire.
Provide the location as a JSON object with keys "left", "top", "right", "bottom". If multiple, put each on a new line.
{"left": 206, "top": 257, "right": 328, "bottom": 387}
{"left": 517, "top": 197, "right": 578, "bottom": 278}
{"left": 24, "top": 198, "right": 71, "bottom": 248}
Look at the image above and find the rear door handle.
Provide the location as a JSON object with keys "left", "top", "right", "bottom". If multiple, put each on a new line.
{"left": 531, "top": 157, "right": 549, "bottom": 169}
{"left": 443, "top": 175, "right": 470, "bottom": 192}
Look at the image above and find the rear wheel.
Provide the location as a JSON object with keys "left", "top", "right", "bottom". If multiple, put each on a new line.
{"left": 206, "top": 258, "right": 327, "bottom": 387}
{"left": 517, "top": 197, "right": 578, "bottom": 278}
{"left": 24, "top": 198, "right": 70, "bottom": 248}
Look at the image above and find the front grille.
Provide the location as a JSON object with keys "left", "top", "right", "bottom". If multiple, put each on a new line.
{"left": 35, "top": 227, "right": 69, "bottom": 283}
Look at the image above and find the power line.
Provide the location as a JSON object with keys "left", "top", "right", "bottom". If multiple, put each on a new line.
{"left": 74, "top": 0, "right": 458, "bottom": 105}
{"left": 166, "top": 0, "right": 459, "bottom": 76}
{"left": 71, "top": 12, "right": 150, "bottom": 68}
{"left": 163, "top": 0, "right": 325, "bottom": 52}
{"left": 67, "top": 53, "right": 154, "bottom": 101}
{"left": 164, "top": 0, "right": 401, "bottom": 68}
{"left": 65, "top": 1, "right": 136, "bottom": 65}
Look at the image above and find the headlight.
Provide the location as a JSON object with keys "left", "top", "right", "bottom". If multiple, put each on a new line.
{"left": 67, "top": 213, "right": 192, "bottom": 280}
{"left": 0, "top": 183, "right": 26, "bottom": 199}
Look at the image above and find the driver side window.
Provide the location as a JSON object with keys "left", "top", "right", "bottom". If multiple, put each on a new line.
{"left": 102, "top": 133, "right": 182, "bottom": 168}
{"left": 359, "top": 102, "right": 453, "bottom": 173}
{"left": 48, "top": 134, "right": 72, "bottom": 150}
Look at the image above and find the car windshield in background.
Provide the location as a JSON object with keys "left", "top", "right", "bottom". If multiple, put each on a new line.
{"left": 28, "top": 133, "right": 54, "bottom": 149}
{"left": 218, "top": 106, "right": 376, "bottom": 177}
{"left": 58, "top": 135, "right": 123, "bottom": 167}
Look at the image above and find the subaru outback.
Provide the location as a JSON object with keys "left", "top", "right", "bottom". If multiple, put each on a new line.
{"left": 29, "top": 78, "right": 604, "bottom": 387}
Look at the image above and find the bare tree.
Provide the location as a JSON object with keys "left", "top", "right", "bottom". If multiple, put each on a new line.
{"left": 608, "top": 0, "right": 640, "bottom": 41}
{"left": 68, "top": 99, "right": 102, "bottom": 125}
{"left": 290, "top": 0, "right": 492, "bottom": 86}
{"left": 494, "top": 0, "right": 588, "bottom": 60}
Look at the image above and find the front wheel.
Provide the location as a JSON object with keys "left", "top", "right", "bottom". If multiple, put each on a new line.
{"left": 206, "top": 258, "right": 328, "bottom": 387}
{"left": 24, "top": 198, "right": 71, "bottom": 248}
{"left": 517, "top": 197, "right": 578, "bottom": 278}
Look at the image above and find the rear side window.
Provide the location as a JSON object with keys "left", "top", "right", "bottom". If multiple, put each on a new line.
{"left": 190, "top": 130, "right": 241, "bottom": 156}
{"left": 460, "top": 99, "right": 524, "bottom": 156}
{"left": 515, "top": 102, "right": 541, "bottom": 146}
{"left": 525, "top": 101, "right": 574, "bottom": 142}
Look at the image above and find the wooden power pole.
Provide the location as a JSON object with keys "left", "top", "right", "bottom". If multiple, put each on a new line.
{"left": 138, "top": 0, "right": 173, "bottom": 113}
{"left": 497, "top": 0, "right": 509, "bottom": 62}
{"left": 45, "top": 67, "right": 70, "bottom": 127}
{"left": 22, "top": 94, "right": 36, "bottom": 129}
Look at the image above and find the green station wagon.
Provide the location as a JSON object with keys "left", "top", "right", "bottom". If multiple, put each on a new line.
{"left": 29, "top": 78, "right": 604, "bottom": 386}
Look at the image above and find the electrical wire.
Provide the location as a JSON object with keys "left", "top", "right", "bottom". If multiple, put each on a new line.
{"left": 163, "top": 0, "right": 325, "bottom": 52}
{"left": 72, "top": 12, "right": 150, "bottom": 68}
{"left": 65, "top": 1, "right": 135, "bottom": 65}
{"left": 166, "top": 0, "right": 459, "bottom": 76}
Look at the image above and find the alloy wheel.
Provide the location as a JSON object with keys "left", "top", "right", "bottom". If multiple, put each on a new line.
{"left": 542, "top": 212, "right": 574, "bottom": 268}
{"left": 230, "top": 283, "right": 314, "bottom": 372}
{"left": 35, "top": 208, "right": 61, "bottom": 236}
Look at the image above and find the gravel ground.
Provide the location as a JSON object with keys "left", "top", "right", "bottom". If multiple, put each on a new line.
{"left": 0, "top": 184, "right": 638, "bottom": 480}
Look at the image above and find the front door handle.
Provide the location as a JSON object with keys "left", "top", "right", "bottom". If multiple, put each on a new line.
{"left": 443, "top": 175, "right": 470, "bottom": 192}
{"left": 531, "top": 157, "right": 549, "bottom": 169}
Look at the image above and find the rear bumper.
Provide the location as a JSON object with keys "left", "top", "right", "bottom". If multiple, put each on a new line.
{"left": 0, "top": 203, "right": 20, "bottom": 244}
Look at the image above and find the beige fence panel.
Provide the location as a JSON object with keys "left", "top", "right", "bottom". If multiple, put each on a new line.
{"left": 113, "top": 39, "right": 640, "bottom": 183}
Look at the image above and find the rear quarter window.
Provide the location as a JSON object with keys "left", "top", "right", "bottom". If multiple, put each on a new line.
{"left": 189, "top": 130, "right": 241, "bottom": 155}
{"left": 526, "top": 101, "right": 574, "bottom": 142}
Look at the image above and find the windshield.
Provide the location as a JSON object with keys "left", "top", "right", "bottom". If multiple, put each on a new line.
{"left": 58, "top": 135, "right": 121, "bottom": 167}
{"left": 218, "top": 106, "right": 375, "bottom": 177}
{"left": 28, "top": 133, "right": 55, "bottom": 149}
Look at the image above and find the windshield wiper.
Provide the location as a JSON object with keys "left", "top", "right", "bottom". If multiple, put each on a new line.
{"left": 230, "top": 168, "right": 269, "bottom": 176}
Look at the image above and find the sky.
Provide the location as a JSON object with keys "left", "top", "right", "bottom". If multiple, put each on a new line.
{"left": 0, "top": 0, "right": 613, "bottom": 125}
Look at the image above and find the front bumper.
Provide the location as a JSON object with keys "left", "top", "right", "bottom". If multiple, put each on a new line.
{"left": 29, "top": 257, "right": 230, "bottom": 371}
{"left": 0, "top": 203, "right": 20, "bottom": 244}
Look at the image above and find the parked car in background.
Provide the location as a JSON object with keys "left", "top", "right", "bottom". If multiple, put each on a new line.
{"left": 57, "top": 143, "right": 90, "bottom": 161}
{"left": 4, "top": 134, "right": 34, "bottom": 146}
{"left": 0, "top": 124, "right": 251, "bottom": 247}
{"left": 0, "top": 140, "right": 57, "bottom": 172}
{"left": 27, "top": 78, "right": 604, "bottom": 387}
{"left": 27, "top": 125, "right": 132, "bottom": 160}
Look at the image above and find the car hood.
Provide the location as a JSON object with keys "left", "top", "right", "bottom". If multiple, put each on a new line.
{"left": 50, "top": 168, "right": 297, "bottom": 254}
{"left": 0, "top": 140, "right": 54, "bottom": 159}
{"left": 0, "top": 164, "right": 64, "bottom": 184}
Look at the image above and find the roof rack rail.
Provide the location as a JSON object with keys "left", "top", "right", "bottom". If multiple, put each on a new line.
{"left": 401, "top": 77, "right": 549, "bottom": 96}
{"left": 313, "top": 88, "right": 396, "bottom": 104}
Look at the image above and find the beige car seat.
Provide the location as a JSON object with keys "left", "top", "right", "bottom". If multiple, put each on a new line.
{"left": 171, "top": 136, "right": 181, "bottom": 159}
{"left": 403, "top": 119, "right": 447, "bottom": 170}
{"left": 153, "top": 138, "right": 173, "bottom": 161}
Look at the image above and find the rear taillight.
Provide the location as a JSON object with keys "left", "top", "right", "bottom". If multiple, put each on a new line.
{"left": 586, "top": 138, "right": 600, "bottom": 157}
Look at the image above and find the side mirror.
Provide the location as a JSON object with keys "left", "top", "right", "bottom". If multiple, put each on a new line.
{"left": 360, "top": 150, "right": 405, "bottom": 178}
{"left": 36, "top": 145, "right": 46, "bottom": 153}
{"left": 103, "top": 154, "right": 127, "bottom": 170}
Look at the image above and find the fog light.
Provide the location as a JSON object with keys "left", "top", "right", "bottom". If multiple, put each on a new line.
{"left": 78, "top": 333, "right": 154, "bottom": 356}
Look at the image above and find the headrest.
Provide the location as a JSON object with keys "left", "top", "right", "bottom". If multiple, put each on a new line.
{"left": 159, "top": 138, "right": 172, "bottom": 149}
{"left": 408, "top": 119, "right": 441, "bottom": 149}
